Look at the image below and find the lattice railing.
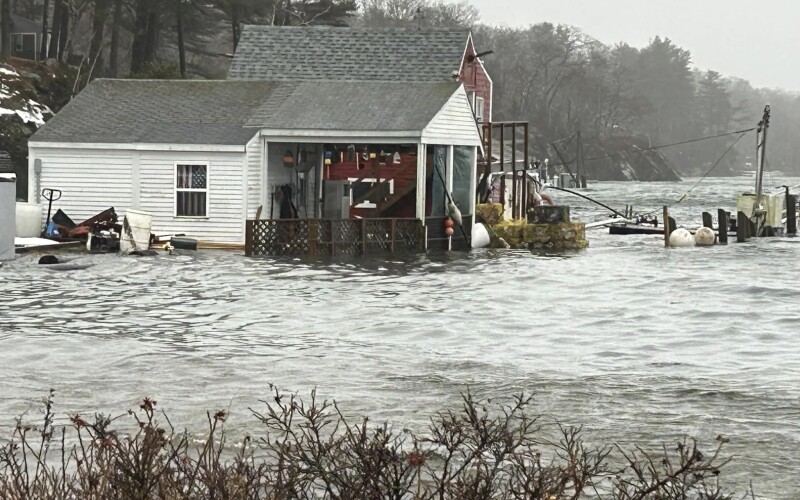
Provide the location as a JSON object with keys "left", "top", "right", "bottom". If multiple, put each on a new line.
{"left": 246, "top": 218, "right": 424, "bottom": 257}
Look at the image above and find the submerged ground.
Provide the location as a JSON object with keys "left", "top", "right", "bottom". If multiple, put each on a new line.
{"left": 1, "top": 176, "right": 798, "bottom": 498}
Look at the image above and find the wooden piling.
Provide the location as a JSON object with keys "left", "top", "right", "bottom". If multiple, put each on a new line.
{"left": 737, "top": 211, "right": 748, "bottom": 242}
{"left": 663, "top": 206, "right": 669, "bottom": 247}
{"left": 702, "top": 212, "right": 713, "bottom": 229}
{"left": 717, "top": 209, "right": 728, "bottom": 244}
{"left": 787, "top": 193, "right": 797, "bottom": 236}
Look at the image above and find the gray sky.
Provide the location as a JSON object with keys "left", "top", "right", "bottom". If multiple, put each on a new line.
{"left": 468, "top": 0, "right": 800, "bottom": 91}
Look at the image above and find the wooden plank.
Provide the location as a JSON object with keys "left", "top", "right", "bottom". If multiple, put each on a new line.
{"left": 717, "top": 209, "right": 728, "bottom": 244}
{"left": 245, "top": 220, "right": 253, "bottom": 256}
{"left": 361, "top": 218, "right": 367, "bottom": 255}
{"left": 390, "top": 218, "right": 396, "bottom": 254}
{"left": 787, "top": 193, "right": 797, "bottom": 236}
{"left": 737, "top": 211, "right": 747, "bottom": 242}
{"left": 511, "top": 124, "right": 517, "bottom": 219}
{"left": 702, "top": 212, "right": 713, "bottom": 229}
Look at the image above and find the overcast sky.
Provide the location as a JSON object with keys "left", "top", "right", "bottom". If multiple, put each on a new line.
{"left": 468, "top": 0, "right": 799, "bottom": 91}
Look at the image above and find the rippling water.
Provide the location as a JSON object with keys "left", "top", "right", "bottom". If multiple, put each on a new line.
{"left": 2, "top": 176, "right": 799, "bottom": 498}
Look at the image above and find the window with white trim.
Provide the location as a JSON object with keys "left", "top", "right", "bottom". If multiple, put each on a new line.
{"left": 175, "top": 163, "right": 208, "bottom": 217}
{"left": 474, "top": 96, "right": 485, "bottom": 122}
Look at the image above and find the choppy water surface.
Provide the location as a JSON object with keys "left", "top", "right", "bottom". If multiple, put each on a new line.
{"left": 2, "top": 176, "right": 799, "bottom": 497}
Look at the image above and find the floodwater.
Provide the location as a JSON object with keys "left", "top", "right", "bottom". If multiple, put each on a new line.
{"left": 1, "top": 175, "right": 799, "bottom": 498}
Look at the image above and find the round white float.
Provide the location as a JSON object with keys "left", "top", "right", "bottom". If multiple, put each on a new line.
{"left": 694, "top": 227, "right": 716, "bottom": 246}
{"left": 471, "top": 223, "right": 491, "bottom": 249}
{"left": 668, "top": 228, "right": 696, "bottom": 247}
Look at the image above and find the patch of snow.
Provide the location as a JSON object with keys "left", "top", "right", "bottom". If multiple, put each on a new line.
{"left": 0, "top": 67, "right": 19, "bottom": 77}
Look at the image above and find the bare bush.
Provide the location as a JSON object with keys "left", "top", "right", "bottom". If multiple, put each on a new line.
{"left": 0, "top": 388, "right": 744, "bottom": 499}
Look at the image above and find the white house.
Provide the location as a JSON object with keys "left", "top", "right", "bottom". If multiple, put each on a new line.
{"left": 27, "top": 78, "right": 482, "bottom": 247}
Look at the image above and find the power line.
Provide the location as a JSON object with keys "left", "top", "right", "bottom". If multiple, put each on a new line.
{"left": 546, "top": 127, "right": 757, "bottom": 169}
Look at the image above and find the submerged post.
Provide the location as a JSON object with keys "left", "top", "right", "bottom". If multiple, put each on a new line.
{"left": 702, "top": 212, "right": 713, "bottom": 229}
{"left": 786, "top": 188, "right": 797, "bottom": 236}
{"left": 717, "top": 209, "right": 728, "bottom": 244}
{"left": 737, "top": 211, "right": 748, "bottom": 242}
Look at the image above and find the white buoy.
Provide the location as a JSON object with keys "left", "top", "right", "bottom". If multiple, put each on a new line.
{"left": 471, "top": 223, "right": 491, "bottom": 249}
{"left": 694, "top": 227, "right": 716, "bottom": 246}
{"left": 447, "top": 202, "right": 463, "bottom": 226}
{"left": 668, "top": 228, "right": 696, "bottom": 247}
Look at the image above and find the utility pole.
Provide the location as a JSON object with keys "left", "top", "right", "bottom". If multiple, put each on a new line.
{"left": 755, "top": 105, "right": 770, "bottom": 209}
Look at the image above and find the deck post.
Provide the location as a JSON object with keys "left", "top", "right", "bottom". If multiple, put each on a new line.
{"left": 511, "top": 124, "right": 517, "bottom": 219}
{"left": 245, "top": 220, "right": 254, "bottom": 256}
{"left": 786, "top": 188, "right": 797, "bottom": 236}
{"left": 390, "top": 218, "right": 396, "bottom": 254}
{"left": 737, "top": 211, "right": 748, "bottom": 242}
{"left": 361, "top": 218, "right": 367, "bottom": 255}
{"left": 702, "top": 212, "right": 713, "bottom": 229}
{"left": 717, "top": 209, "right": 728, "bottom": 244}
{"left": 523, "top": 122, "right": 529, "bottom": 218}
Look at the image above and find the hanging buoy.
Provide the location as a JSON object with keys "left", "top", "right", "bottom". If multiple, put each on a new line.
{"left": 443, "top": 218, "right": 454, "bottom": 229}
{"left": 447, "top": 202, "right": 463, "bottom": 226}
{"left": 668, "top": 228, "right": 696, "bottom": 247}
{"left": 694, "top": 227, "right": 716, "bottom": 246}
{"left": 444, "top": 227, "right": 455, "bottom": 237}
{"left": 471, "top": 223, "right": 491, "bottom": 248}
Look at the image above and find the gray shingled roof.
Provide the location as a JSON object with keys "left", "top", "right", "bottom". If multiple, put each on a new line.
{"left": 248, "top": 80, "right": 460, "bottom": 131}
{"left": 11, "top": 14, "right": 41, "bottom": 34}
{"left": 30, "top": 79, "right": 463, "bottom": 144}
{"left": 30, "top": 79, "right": 275, "bottom": 145}
{"left": 228, "top": 26, "right": 469, "bottom": 82}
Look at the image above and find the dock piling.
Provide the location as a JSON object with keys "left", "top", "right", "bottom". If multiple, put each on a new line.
{"left": 717, "top": 209, "right": 728, "bottom": 245}
{"left": 786, "top": 189, "right": 797, "bottom": 236}
{"left": 702, "top": 212, "right": 713, "bottom": 229}
{"left": 736, "top": 211, "right": 748, "bottom": 243}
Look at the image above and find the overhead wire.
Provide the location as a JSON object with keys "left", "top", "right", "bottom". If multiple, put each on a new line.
{"left": 545, "top": 127, "right": 757, "bottom": 169}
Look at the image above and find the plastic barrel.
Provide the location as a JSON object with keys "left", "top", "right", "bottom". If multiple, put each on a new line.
{"left": 171, "top": 237, "right": 197, "bottom": 251}
{"left": 15, "top": 202, "right": 42, "bottom": 238}
{"left": 120, "top": 210, "right": 153, "bottom": 253}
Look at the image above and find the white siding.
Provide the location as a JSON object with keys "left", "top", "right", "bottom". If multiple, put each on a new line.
{"left": 421, "top": 86, "right": 483, "bottom": 147}
{"left": 30, "top": 146, "right": 249, "bottom": 244}
{"left": 31, "top": 147, "right": 134, "bottom": 222}
{"left": 139, "top": 150, "right": 246, "bottom": 243}
{"left": 245, "top": 135, "right": 262, "bottom": 219}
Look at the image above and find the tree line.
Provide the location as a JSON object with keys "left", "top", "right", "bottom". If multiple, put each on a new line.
{"left": 1, "top": 0, "right": 799, "bottom": 175}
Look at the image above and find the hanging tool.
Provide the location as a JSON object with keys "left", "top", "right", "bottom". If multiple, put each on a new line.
{"left": 41, "top": 188, "right": 62, "bottom": 237}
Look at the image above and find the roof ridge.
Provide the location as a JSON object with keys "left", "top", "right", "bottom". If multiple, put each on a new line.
{"left": 240, "top": 24, "right": 469, "bottom": 33}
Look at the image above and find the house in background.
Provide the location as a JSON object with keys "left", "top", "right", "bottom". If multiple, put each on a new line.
{"left": 9, "top": 14, "right": 45, "bottom": 61}
{"left": 229, "top": 26, "right": 493, "bottom": 123}
{"left": 27, "top": 76, "right": 482, "bottom": 250}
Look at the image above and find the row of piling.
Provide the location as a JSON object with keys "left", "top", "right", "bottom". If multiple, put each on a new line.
{"left": 662, "top": 193, "right": 798, "bottom": 247}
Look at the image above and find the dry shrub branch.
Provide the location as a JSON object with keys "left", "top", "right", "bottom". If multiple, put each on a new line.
{"left": 0, "top": 388, "right": 746, "bottom": 499}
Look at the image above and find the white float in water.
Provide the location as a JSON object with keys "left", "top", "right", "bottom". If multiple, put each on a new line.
{"left": 668, "top": 228, "right": 696, "bottom": 247}
{"left": 694, "top": 227, "right": 716, "bottom": 246}
{"left": 471, "top": 223, "right": 491, "bottom": 249}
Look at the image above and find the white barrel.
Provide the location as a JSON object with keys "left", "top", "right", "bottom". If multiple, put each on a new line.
{"left": 120, "top": 210, "right": 153, "bottom": 254}
{"left": 694, "top": 227, "right": 716, "bottom": 246}
{"left": 471, "top": 222, "right": 491, "bottom": 249}
{"left": 0, "top": 175, "right": 16, "bottom": 261}
{"left": 668, "top": 228, "right": 696, "bottom": 247}
{"left": 15, "top": 202, "right": 42, "bottom": 238}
